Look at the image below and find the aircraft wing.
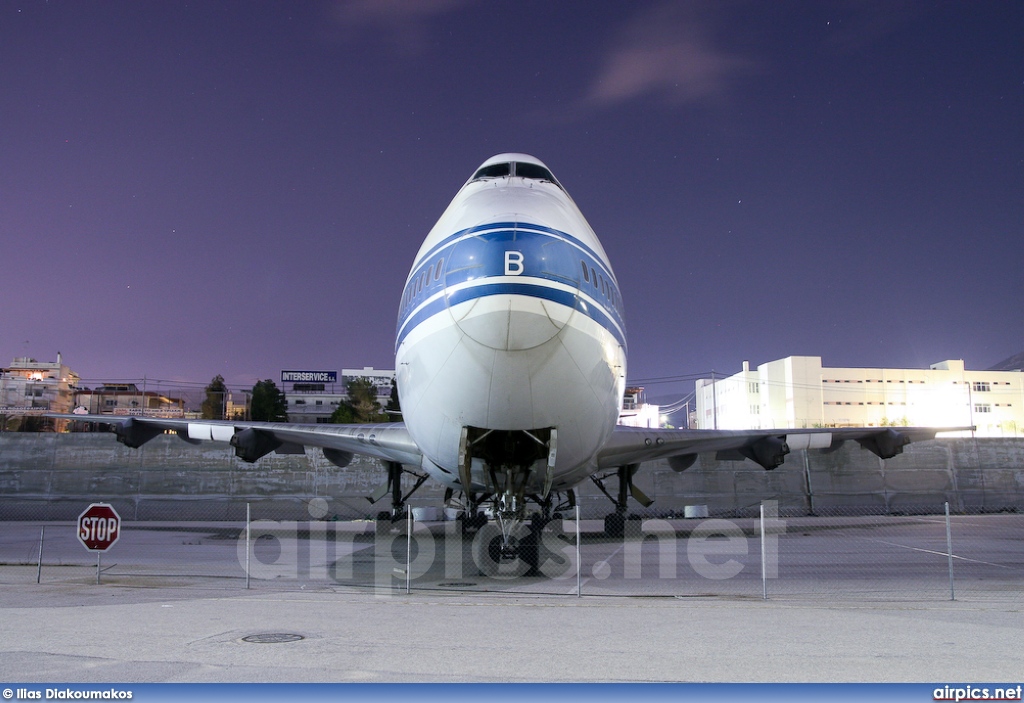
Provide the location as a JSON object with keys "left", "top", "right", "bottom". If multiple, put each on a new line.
{"left": 52, "top": 414, "right": 422, "bottom": 468}
{"left": 597, "top": 425, "right": 973, "bottom": 472}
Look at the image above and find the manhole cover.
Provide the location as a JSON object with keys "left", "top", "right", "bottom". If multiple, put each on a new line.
{"left": 241, "top": 633, "right": 305, "bottom": 644}
{"left": 438, "top": 582, "right": 477, "bottom": 587}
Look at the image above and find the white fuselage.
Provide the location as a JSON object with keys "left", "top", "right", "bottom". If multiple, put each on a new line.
{"left": 395, "top": 154, "right": 627, "bottom": 494}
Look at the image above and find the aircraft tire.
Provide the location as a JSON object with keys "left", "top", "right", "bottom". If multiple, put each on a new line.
{"left": 471, "top": 524, "right": 530, "bottom": 578}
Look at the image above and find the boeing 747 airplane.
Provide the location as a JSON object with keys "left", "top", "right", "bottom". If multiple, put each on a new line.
{"left": 54, "top": 154, "right": 967, "bottom": 568}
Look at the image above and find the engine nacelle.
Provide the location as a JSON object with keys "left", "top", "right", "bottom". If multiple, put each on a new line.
{"left": 323, "top": 447, "right": 354, "bottom": 468}
{"left": 857, "top": 428, "right": 910, "bottom": 459}
{"left": 230, "top": 428, "right": 282, "bottom": 463}
{"left": 668, "top": 454, "right": 698, "bottom": 472}
{"left": 740, "top": 435, "right": 790, "bottom": 471}
{"left": 114, "top": 418, "right": 164, "bottom": 448}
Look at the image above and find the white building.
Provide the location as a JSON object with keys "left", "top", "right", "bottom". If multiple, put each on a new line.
{"left": 284, "top": 367, "right": 396, "bottom": 423}
{"left": 0, "top": 354, "right": 81, "bottom": 428}
{"left": 341, "top": 367, "right": 395, "bottom": 403}
{"left": 696, "top": 356, "right": 1023, "bottom": 438}
{"left": 75, "top": 383, "right": 184, "bottom": 417}
{"left": 618, "top": 386, "right": 661, "bottom": 428}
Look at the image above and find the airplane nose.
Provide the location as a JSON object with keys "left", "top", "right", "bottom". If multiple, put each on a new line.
{"left": 443, "top": 223, "right": 579, "bottom": 351}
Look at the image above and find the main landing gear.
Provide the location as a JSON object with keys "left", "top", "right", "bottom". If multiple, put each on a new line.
{"left": 590, "top": 464, "right": 652, "bottom": 538}
{"left": 368, "top": 461, "right": 428, "bottom": 521}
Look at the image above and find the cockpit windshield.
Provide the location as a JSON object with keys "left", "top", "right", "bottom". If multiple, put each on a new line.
{"left": 471, "top": 162, "right": 512, "bottom": 180}
{"left": 470, "top": 161, "right": 562, "bottom": 189}
{"left": 513, "top": 162, "right": 556, "bottom": 182}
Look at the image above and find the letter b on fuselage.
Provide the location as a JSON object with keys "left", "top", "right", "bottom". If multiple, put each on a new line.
{"left": 505, "top": 250, "right": 524, "bottom": 276}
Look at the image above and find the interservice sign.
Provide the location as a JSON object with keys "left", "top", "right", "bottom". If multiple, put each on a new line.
{"left": 281, "top": 370, "right": 337, "bottom": 383}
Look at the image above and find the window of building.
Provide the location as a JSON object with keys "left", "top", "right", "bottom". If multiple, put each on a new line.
{"left": 974, "top": 404, "right": 991, "bottom": 413}
{"left": 293, "top": 384, "right": 324, "bottom": 392}
{"left": 973, "top": 382, "right": 990, "bottom": 392}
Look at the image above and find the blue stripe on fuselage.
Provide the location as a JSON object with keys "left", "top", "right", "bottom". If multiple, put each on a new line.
{"left": 395, "top": 225, "right": 626, "bottom": 351}
{"left": 396, "top": 281, "right": 626, "bottom": 351}
{"left": 412, "top": 221, "right": 612, "bottom": 281}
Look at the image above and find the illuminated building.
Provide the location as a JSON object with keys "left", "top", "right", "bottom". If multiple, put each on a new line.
{"left": 0, "top": 354, "right": 81, "bottom": 427}
{"left": 696, "top": 357, "right": 1023, "bottom": 437}
{"left": 74, "top": 384, "right": 184, "bottom": 417}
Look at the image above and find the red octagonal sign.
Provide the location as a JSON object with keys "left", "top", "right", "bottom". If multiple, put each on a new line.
{"left": 77, "top": 503, "right": 121, "bottom": 552}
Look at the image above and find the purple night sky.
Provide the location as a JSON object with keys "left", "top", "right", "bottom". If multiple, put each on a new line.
{"left": 2, "top": 1, "right": 1021, "bottom": 399}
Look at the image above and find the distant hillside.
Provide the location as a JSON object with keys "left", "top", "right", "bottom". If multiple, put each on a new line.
{"left": 988, "top": 351, "right": 1024, "bottom": 371}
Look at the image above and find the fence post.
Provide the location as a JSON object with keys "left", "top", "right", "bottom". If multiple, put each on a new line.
{"left": 36, "top": 525, "right": 45, "bottom": 584}
{"left": 945, "top": 501, "right": 955, "bottom": 601}
{"left": 760, "top": 502, "right": 768, "bottom": 601}
{"left": 245, "top": 503, "right": 251, "bottom": 590}
{"left": 576, "top": 504, "right": 581, "bottom": 599}
{"left": 406, "top": 509, "right": 412, "bottom": 595}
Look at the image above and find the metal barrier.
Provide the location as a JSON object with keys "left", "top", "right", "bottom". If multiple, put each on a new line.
{"left": 2, "top": 501, "right": 1021, "bottom": 603}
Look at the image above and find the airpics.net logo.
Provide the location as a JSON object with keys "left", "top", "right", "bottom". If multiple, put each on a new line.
{"left": 934, "top": 685, "right": 1023, "bottom": 701}
{"left": 235, "top": 501, "right": 787, "bottom": 591}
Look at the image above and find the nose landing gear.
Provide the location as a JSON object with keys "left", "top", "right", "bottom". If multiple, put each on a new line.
{"left": 457, "top": 425, "right": 560, "bottom": 574}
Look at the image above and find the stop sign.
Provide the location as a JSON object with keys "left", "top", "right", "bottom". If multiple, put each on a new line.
{"left": 77, "top": 503, "right": 121, "bottom": 552}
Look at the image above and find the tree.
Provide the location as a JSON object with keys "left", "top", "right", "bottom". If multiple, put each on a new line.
{"left": 384, "top": 378, "right": 401, "bottom": 422}
{"left": 201, "top": 375, "right": 227, "bottom": 420}
{"left": 330, "top": 376, "right": 388, "bottom": 424}
{"left": 250, "top": 379, "right": 288, "bottom": 422}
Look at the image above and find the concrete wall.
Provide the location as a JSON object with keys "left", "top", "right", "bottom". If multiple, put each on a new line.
{"left": 1, "top": 433, "right": 1022, "bottom": 520}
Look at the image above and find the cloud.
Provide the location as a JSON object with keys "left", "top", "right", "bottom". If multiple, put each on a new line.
{"left": 584, "top": 2, "right": 758, "bottom": 108}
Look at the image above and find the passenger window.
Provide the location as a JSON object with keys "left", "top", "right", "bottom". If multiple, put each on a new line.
{"left": 581, "top": 261, "right": 590, "bottom": 283}
{"left": 434, "top": 258, "right": 444, "bottom": 280}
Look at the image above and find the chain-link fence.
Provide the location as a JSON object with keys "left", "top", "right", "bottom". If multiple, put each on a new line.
{"left": 1, "top": 502, "right": 1020, "bottom": 602}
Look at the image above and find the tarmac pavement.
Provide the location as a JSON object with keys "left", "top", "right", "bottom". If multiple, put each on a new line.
{"left": 1, "top": 579, "right": 1021, "bottom": 682}
{"left": 1, "top": 515, "right": 1021, "bottom": 683}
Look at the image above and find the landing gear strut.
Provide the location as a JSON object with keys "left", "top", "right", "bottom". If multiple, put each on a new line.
{"left": 591, "top": 464, "right": 651, "bottom": 537}
{"left": 368, "top": 461, "right": 428, "bottom": 520}
{"left": 458, "top": 426, "right": 556, "bottom": 552}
